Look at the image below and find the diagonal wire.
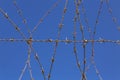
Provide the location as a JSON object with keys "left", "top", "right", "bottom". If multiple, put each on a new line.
{"left": 0, "top": 1, "right": 120, "bottom": 80}
{"left": 0, "top": 7, "right": 26, "bottom": 39}
{"left": 27, "top": 46, "right": 34, "bottom": 80}
{"left": 91, "top": 0, "right": 104, "bottom": 80}
{"left": 13, "top": 0, "right": 32, "bottom": 36}
{"left": 19, "top": 61, "right": 27, "bottom": 80}
{"left": 31, "top": 0, "right": 62, "bottom": 34}
{"left": 0, "top": 7, "right": 46, "bottom": 80}
{"left": 29, "top": 43, "right": 46, "bottom": 80}
{"left": 13, "top": 1, "right": 46, "bottom": 79}
{"left": 0, "top": 7, "right": 34, "bottom": 80}
{"left": 80, "top": 0, "right": 93, "bottom": 39}
{"left": 74, "top": 0, "right": 87, "bottom": 80}
{"left": 105, "top": 0, "right": 120, "bottom": 31}
{"left": 72, "top": 14, "right": 83, "bottom": 77}
{"left": 47, "top": 0, "right": 68, "bottom": 80}
{"left": 19, "top": 46, "right": 34, "bottom": 80}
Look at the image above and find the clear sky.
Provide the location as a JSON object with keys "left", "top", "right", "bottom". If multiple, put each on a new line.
{"left": 0, "top": 0, "right": 120, "bottom": 80}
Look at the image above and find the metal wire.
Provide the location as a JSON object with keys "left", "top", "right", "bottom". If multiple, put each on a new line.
{"left": 31, "top": 0, "right": 62, "bottom": 34}
{"left": 91, "top": 0, "right": 104, "bottom": 80}
{"left": 0, "top": 38, "right": 120, "bottom": 44}
{"left": 47, "top": 0, "right": 68, "bottom": 80}
{"left": 13, "top": 0, "right": 32, "bottom": 36}
{"left": 0, "top": 0, "right": 120, "bottom": 80}
{"left": 0, "top": 6, "right": 46, "bottom": 80}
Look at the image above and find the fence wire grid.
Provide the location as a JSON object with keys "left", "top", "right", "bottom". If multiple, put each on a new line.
{"left": 0, "top": 0, "right": 120, "bottom": 80}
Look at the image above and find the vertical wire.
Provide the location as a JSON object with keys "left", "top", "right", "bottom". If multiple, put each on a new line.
{"left": 74, "top": 0, "right": 87, "bottom": 80}
{"left": 0, "top": 0, "right": 119, "bottom": 80}
{"left": 77, "top": 1, "right": 93, "bottom": 76}
{"left": 73, "top": 15, "right": 83, "bottom": 76}
{"left": 47, "top": 0, "right": 68, "bottom": 80}
{"left": 27, "top": 46, "right": 34, "bottom": 80}
{"left": 91, "top": 0, "right": 104, "bottom": 80}
{"left": 73, "top": 0, "right": 83, "bottom": 79}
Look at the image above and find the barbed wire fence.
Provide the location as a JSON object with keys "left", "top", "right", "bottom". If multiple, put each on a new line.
{"left": 0, "top": 0, "right": 120, "bottom": 80}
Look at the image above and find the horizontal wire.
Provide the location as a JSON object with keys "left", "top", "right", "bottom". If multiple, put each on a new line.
{"left": 0, "top": 38, "right": 120, "bottom": 44}
{"left": 0, "top": 6, "right": 46, "bottom": 80}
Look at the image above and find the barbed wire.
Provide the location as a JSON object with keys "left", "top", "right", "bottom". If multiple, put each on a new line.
{"left": 0, "top": 4, "right": 46, "bottom": 80}
{"left": 0, "top": 38, "right": 120, "bottom": 44}
{"left": 74, "top": 0, "right": 87, "bottom": 80}
{"left": 90, "top": 0, "right": 104, "bottom": 80}
{"left": 31, "top": 0, "right": 62, "bottom": 34}
{"left": 47, "top": 0, "right": 68, "bottom": 80}
{"left": 13, "top": 0, "right": 32, "bottom": 36}
{"left": 105, "top": 0, "right": 120, "bottom": 31}
{"left": 0, "top": 0, "right": 120, "bottom": 80}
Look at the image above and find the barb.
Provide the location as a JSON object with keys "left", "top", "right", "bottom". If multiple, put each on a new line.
{"left": 31, "top": 0, "right": 62, "bottom": 34}
{"left": 48, "top": 0, "right": 68, "bottom": 80}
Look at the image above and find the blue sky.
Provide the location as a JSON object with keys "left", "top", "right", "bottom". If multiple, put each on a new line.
{"left": 0, "top": 0, "right": 120, "bottom": 80}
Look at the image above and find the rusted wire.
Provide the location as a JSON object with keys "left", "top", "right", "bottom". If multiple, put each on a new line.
{"left": 0, "top": 7, "right": 46, "bottom": 80}
{"left": 0, "top": 38, "right": 120, "bottom": 44}
{"left": 0, "top": 0, "right": 120, "bottom": 80}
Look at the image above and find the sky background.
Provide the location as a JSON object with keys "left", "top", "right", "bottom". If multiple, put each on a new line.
{"left": 0, "top": 0, "right": 120, "bottom": 80}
